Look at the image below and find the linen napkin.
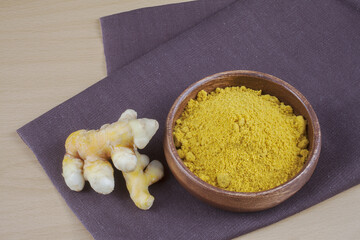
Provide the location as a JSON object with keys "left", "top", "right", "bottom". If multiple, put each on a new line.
{"left": 18, "top": 0, "right": 360, "bottom": 239}
{"left": 101, "top": 0, "right": 236, "bottom": 74}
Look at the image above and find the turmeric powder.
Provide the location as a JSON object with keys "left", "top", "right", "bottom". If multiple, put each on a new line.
{"left": 173, "top": 86, "right": 309, "bottom": 192}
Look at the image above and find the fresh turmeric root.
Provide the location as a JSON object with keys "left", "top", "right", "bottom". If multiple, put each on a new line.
{"left": 62, "top": 109, "right": 163, "bottom": 207}
{"left": 123, "top": 151, "right": 164, "bottom": 210}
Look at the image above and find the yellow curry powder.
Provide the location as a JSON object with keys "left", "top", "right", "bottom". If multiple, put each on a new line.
{"left": 173, "top": 86, "right": 309, "bottom": 192}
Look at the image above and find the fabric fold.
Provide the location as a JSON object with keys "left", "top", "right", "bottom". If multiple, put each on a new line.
{"left": 101, "top": 0, "right": 236, "bottom": 74}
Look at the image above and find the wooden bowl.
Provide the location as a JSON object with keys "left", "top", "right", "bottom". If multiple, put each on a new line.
{"left": 164, "top": 70, "right": 321, "bottom": 212}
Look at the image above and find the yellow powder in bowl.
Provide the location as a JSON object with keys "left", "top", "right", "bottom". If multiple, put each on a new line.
{"left": 173, "top": 86, "right": 309, "bottom": 192}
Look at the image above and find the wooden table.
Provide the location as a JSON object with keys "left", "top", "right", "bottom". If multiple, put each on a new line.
{"left": 1, "top": 1, "right": 359, "bottom": 239}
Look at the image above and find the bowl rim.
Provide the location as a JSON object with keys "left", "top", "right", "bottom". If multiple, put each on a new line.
{"left": 165, "top": 70, "right": 321, "bottom": 198}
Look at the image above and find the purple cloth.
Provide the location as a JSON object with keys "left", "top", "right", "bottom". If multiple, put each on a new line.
{"left": 101, "top": 0, "right": 236, "bottom": 74}
{"left": 17, "top": 0, "right": 360, "bottom": 239}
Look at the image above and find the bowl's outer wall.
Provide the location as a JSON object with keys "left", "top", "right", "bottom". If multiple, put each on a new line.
{"left": 164, "top": 71, "right": 321, "bottom": 212}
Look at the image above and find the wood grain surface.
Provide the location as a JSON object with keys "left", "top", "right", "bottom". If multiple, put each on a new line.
{"left": 0, "top": 0, "right": 359, "bottom": 239}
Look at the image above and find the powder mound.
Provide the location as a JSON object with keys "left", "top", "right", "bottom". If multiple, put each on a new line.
{"left": 173, "top": 86, "right": 309, "bottom": 192}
